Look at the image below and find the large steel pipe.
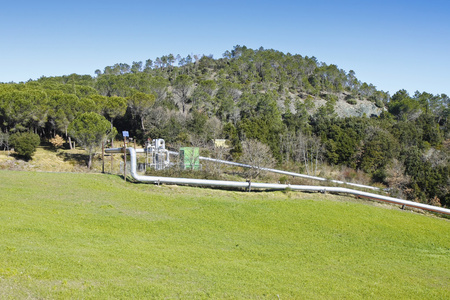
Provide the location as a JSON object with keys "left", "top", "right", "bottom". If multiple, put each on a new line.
{"left": 106, "top": 147, "right": 450, "bottom": 215}
{"left": 168, "top": 151, "right": 380, "bottom": 191}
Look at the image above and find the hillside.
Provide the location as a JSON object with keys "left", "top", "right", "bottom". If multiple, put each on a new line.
{"left": 1, "top": 170, "right": 449, "bottom": 298}
{"left": 0, "top": 45, "right": 448, "bottom": 208}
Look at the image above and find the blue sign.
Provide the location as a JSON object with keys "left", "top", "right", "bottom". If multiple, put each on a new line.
{"left": 122, "top": 131, "right": 129, "bottom": 137}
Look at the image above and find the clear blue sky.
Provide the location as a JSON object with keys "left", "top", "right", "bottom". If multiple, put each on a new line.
{"left": 1, "top": 0, "right": 449, "bottom": 96}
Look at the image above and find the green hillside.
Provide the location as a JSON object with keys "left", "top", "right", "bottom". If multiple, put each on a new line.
{"left": 1, "top": 170, "right": 449, "bottom": 299}
{"left": 1, "top": 46, "right": 449, "bottom": 208}
{"left": 1, "top": 46, "right": 449, "bottom": 207}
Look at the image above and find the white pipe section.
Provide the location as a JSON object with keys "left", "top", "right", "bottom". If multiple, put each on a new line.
{"left": 167, "top": 150, "right": 380, "bottom": 191}
{"left": 106, "top": 147, "right": 450, "bottom": 215}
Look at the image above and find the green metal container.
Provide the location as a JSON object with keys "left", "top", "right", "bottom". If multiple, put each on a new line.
{"left": 179, "top": 147, "right": 200, "bottom": 170}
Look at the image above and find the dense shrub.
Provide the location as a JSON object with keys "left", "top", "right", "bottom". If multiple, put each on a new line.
{"left": 10, "top": 132, "right": 40, "bottom": 159}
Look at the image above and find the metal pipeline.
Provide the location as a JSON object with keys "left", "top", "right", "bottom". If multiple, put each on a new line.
{"left": 106, "top": 147, "right": 450, "bottom": 215}
{"left": 168, "top": 150, "right": 380, "bottom": 191}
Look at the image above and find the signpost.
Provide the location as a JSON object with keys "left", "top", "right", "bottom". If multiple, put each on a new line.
{"left": 122, "top": 131, "right": 129, "bottom": 181}
{"left": 101, "top": 141, "right": 105, "bottom": 173}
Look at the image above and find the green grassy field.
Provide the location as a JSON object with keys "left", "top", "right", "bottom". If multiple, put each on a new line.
{"left": 0, "top": 170, "right": 449, "bottom": 299}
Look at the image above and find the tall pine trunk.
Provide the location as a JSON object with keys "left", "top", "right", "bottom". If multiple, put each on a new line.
{"left": 65, "top": 127, "right": 73, "bottom": 150}
{"left": 88, "top": 153, "right": 92, "bottom": 169}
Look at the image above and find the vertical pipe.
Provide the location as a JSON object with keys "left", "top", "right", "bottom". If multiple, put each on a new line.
{"left": 145, "top": 140, "right": 148, "bottom": 173}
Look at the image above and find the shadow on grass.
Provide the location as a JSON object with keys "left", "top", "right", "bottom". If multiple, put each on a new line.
{"left": 57, "top": 152, "right": 89, "bottom": 167}
{"left": 10, "top": 153, "right": 32, "bottom": 162}
{"left": 39, "top": 142, "right": 73, "bottom": 152}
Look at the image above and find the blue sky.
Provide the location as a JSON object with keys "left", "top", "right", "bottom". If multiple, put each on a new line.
{"left": 1, "top": 0, "right": 449, "bottom": 96}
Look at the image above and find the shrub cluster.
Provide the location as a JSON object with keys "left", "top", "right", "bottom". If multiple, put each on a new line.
{"left": 10, "top": 132, "right": 40, "bottom": 160}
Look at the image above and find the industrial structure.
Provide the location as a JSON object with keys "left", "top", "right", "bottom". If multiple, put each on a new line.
{"left": 144, "top": 138, "right": 171, "bottom": 170}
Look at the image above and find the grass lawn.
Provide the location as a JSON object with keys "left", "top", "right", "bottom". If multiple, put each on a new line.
{"left": 0, "top": 170, "right": 449, "bottom": 299}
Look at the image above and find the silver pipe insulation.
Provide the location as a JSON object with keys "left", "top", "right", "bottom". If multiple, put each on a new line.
{"left": 106, "top": 147, "right": 450, "bottom": 215}
{"left": 167, "top": 150, "right": 380, "bottom": 191}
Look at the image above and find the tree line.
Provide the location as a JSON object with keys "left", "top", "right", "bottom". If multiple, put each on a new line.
{"left": 0, "top": 45, "right": 448, "bottom": 207}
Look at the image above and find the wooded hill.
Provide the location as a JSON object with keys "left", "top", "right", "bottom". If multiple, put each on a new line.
{"left": 0, "top": 45, "right": 449, "bottom": 207}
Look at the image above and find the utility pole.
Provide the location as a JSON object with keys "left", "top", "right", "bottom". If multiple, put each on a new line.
{"left": 111, "top": 138, "right": 114, "bottom": 174}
